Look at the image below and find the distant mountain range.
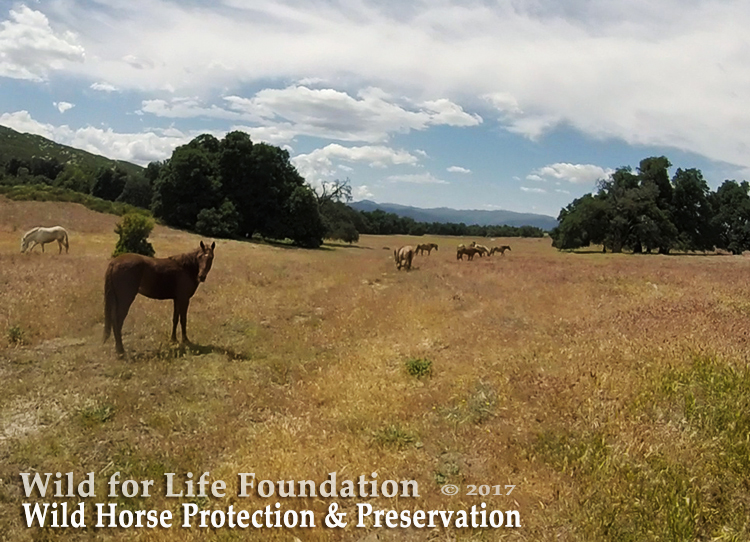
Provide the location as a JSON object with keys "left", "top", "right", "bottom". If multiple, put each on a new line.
{"left": 350, "top": 200, "right": 558, "bottom": 230}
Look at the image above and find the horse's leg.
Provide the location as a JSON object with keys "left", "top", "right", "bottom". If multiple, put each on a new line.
{"left": 58, "top": 239, "right": 62, "bottom": 254}
{"left": 171, "top": 300, "right": 181, "bottom": 342}
{"left": 178, "top": 298, "right": 190, "bottom": 344}
{"left": 113, "top": 285, "right": 138, "bottom": 356}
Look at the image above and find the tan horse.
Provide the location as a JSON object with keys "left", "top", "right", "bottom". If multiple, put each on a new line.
{"left": 104, "top": 241, "right": 216, "bottom": 356}
{"left": 474, "top": 244, "right": 490, "bottom": 257}
{"left": 21, "top": 226, "right": 69, "bottom": 254}
{"left": 416, "top": 243, "right": 439, "bottom": 256}
{"left": 394, "top": 245, "right": 415, "bottom": 270}
{"left": 490, "top": 245, "right": 512, "bottom": 256}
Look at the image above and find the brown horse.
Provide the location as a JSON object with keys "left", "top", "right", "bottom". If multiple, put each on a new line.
{"left": 416, "top": 243, "right": 439, "bottom": 256}
{"left": 457, "top": 246, "right": 482, "bottom": 260}
{"left": 394, "top": 245, "right": 415, "bottom": 270}
{"left": 490, "top": 245, "right": 512, "bottom": 256}
{"left": 103, "top": 241, "right": 216, "bottom": 356}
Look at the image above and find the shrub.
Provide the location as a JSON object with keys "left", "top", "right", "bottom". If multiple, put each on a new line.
{"left": 405, "top": 357, "right": 432, "bottom": 378}
{"left": 7, "top": 325, "right": 25, "bottom": 346}
{"left": 113, "top": 213, "right": 155, "bottom": 257}
{"left": 195, "top": 200, "right": 239, "bottom": 238}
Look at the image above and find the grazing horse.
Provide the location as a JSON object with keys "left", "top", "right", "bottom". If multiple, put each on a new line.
{"left": 21, "top": 226, "right": 69, "bottom": 254}
{"left": 490, "top": 245, "right": 512, "bottom": 256}
{"left": 474, "top": 244, "right": 490, "bottom": 257}
{"left": 103, "top": 241, "right": 216, "bottom": 356}
{"left": 394, "top": 245, "right": 415, "bottom": 270}
{"left": 457, "top": 246, "right": 482, "bottom": 260}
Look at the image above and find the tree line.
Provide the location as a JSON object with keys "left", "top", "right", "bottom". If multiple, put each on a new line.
{"left": 551, "top": 156, "right": 750, "bottom": 254}
{"left": 2, "top": 131, "right": 547, "bottom": 246}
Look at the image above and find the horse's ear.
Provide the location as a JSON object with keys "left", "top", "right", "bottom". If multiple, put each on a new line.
{"left": 211, "top": 242, "right": 215, "bottom": 250}
{"left": 200, "top": 241, "right": 206, "bottom": 250}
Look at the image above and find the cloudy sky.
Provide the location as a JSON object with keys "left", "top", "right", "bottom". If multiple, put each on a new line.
{"left": 1, "top": 0, "right": 749, "bottom": 217}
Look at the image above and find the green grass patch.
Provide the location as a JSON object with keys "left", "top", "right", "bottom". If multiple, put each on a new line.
{"left": 6, "top": 324, "right": 25, "bottom": 346}
{"left": 78, "top": 402, "right": 115, "bottom": 428}
{"left": 405, "top": 357, "right": 432, "bottom": 378}
{"left": 535, "top": 354, "right": 750, "bottom": 541}
{"left": 372, "top": 424, "right": 418, "bottom": 449}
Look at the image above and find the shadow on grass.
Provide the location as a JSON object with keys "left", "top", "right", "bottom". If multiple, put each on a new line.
{"left": 568, "top": 249, "right": 735, "bottom": 256}
{"left": 322, "top": 242, "right": 371, "bottom": 250}
{"left": 128, "top": 342, "right": 250, "bottom": 362}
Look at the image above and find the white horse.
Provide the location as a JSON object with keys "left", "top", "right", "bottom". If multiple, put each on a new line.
{"left": 21, "top": 226, "right": 69, "bottom": 254}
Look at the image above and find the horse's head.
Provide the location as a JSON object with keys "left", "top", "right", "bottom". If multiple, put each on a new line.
{"left": 20, "top": 232, "right": 32, "bottom": 253}
{"left": 197, "top": 241, "right": 216, "bottom": 282}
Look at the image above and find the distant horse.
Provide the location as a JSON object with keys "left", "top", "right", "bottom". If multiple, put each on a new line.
{"left": 490, "top": 245, "right": 512, "bottom": 256}
{"left": 21, "top": 226, "right": 69, "bottom": 254}
{"left": 394, "top": 246, "right": 415, "bottom": 270}
{"left": 474, "top": 244, "right": 490, "bottom": 257}
{"left": 103, "top": 241, "right": 216, "bottom": 356}
{"left": 415, "top": 243, "right": 439, "bottom": 256}
{"left": 457, "top": 246, "right": 481, "bottom": 260}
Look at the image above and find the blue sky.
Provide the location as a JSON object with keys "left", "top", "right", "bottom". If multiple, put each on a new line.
{"left": 1, "top": 1, "right": 749, "bottom": 218}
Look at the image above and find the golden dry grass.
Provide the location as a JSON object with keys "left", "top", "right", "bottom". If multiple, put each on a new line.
{"left": 2, "top": 196, "right": 750, "bottom": 541}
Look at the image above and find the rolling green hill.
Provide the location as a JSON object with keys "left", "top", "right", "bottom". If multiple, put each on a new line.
{"left": 0, "top": 124, "right": 143, "bottom": 177}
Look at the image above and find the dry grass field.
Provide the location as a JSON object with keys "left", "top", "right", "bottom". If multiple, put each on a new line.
{"left": 2, "top": 196, "right": 750, "bottom": 541}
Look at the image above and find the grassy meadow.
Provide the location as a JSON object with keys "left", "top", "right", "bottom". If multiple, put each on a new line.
{"left": 2, "top": 196, "right": 750, "bottom": 541}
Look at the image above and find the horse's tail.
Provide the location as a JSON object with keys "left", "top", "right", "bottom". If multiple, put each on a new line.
{"left": 63, "top": 229, "right": 69, "bottom": 252}
{"left": 103, "top": 266, "right": 117, "bottom": 343}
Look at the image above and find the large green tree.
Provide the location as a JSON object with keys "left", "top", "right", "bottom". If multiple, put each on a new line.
{"left": 151, "top": 135, "right": 222, "bottom": 229}
{"left": 150, "top": 132, "right": 326, "bottom": 247}
{"left": 671, "top": 168, "right": 715, "bottom": 251}
{"left": 551, "top": 194, "right": 609, "bottom": 250}
{"left": 92, "top": 166, "right": 128, "bottom": 201}
{"left": 712, "top": 180, "right": 750, "bottom": 255}
{"left": 551, "top": 156, "right": 733, "bottom": 254}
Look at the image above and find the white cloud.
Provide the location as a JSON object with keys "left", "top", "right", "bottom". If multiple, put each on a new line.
{"left": 90, "top": 82, "right": 118, "bottom": 92}
{"left": 140, "top": 86, "right": 480, "bottom": 144}
{"left": 0, "top": 6, "right": 84, "bottom": 81}
{"left": 141, "top": 97, "right": 242, "bottom": 120}
{"left": 7, "top": 1, "right": 750, "bottom": 173}
{"left": 0, "top": 110, "right": 190, "bottom": 165}
{"left": 528, "top": 163, "right": 614, "bottom": 185}
{"left": 387, "top": 173, "right": 448, "bottom": 185}
{"left": 354, "top": 185, "right": 374, "bottom": 200}
{"left": 54, "top": 101, "right": 74, "bottom": 113}
{"left": 292, "top": 143, "right": 421, "bottom": 187}
{"left": 447, "top": 166, "right": 471, "bottom": 174}
{"left": 520, "top": 186, "right": 547, "bottom": 194}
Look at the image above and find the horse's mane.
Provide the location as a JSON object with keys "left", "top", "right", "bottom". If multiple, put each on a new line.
{"left": 22, "top": 227, "right": 40, "bottom": 239}
{"left": 169, "top": 248, "right": 201, "bottom": 268}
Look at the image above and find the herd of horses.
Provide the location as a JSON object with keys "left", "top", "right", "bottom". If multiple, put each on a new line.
{"left": 20, "top": 224, "right": 509, "bottom": 355}
{"left": 393, "top": 241, "right": 511, "bottom": 270}
{"left": 457, "top": 241, "right": 511, "bottom": 260}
